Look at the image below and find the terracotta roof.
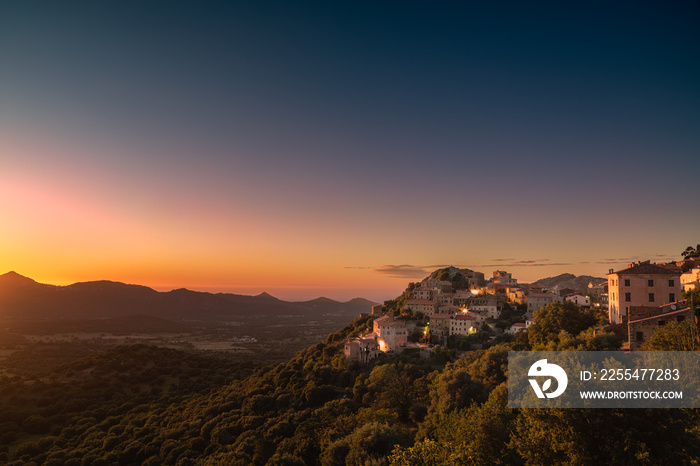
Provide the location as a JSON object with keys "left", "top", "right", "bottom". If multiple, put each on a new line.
{"left": 611, "top": 262, "right": 682, "bottom": 276}
{"left": 452, "top": 314, "right": 475, "bottom": 321}
{"left": 628, "top": 306, "right": 691, "bottom": 324}
{"left": 430, "top": 313, "right": 453, "bottom": 320}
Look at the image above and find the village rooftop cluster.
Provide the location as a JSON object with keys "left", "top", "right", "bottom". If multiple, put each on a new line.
{"left": 345, "top": 258, "right": 700, "bottom": 361}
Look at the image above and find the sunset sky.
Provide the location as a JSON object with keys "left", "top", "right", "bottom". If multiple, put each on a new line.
{"left": 1, "top": 1, "right": 699, "bottom": 302}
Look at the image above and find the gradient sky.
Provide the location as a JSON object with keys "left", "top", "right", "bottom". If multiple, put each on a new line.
{"left": 1, "top": 1, "right": 699, "bottom": 302}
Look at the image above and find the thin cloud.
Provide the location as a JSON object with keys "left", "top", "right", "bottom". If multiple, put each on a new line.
{"left": 512, "top": 262, "right": 570, "bottom": 267}
{"left": 480, "top": 262, "right": 571, "bottom": 268}
{"left": 482, "top": 258, "right": 563, "bottom": 267}
{"left": 491, "top": 258, "right": 515, "bottom": 262}
{"left": 598, "top": 255, "right": 675, "bottom": 265}
{"left": 374, "top": 264, "right": 434, "bottom": 279}
{"left": 599, "top": 257, "right": 636, "bottom": 264}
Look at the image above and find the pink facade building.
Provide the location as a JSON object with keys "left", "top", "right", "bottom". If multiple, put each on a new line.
{"left": 607, "top": 261, "right": 682, "bottom": 324}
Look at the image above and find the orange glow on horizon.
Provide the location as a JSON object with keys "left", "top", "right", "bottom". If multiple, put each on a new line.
{"left": 1, "top": 127, "right": 691, "bottom": 303}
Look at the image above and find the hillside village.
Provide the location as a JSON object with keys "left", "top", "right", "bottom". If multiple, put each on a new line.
{"left": 1, "top": 252, "right": 699, "bottom": 465}
{"left": 346, "top": 253, "right": 700, "bottom": 361}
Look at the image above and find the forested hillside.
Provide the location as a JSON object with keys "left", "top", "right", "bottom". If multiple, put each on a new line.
{"left": 2, "top": 302, "right": 700, "bottom": 465}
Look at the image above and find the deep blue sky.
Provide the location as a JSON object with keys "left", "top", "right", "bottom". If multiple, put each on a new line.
{"left": 1, "top": 1, "right": 699, "bottom": 300}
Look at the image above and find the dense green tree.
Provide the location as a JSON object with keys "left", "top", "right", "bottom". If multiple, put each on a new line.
{"left": 418, "top": 365, "right": 487, "bottom": 440}
{"left": 320, "top": 439, "right": 351, "bottom": 466}
{"left": 642, "top": 319, "right": 699, "bottom": 351}
{"left": 528, "top": 301, "right": 597, "bottom": 348}
{"left": 451, "top": 272, "right": 469, "bottom": 290}
{"left": 389, "top": 438, "right": 468, "bottom": 465}
{"left": 373, "top": 372, "right": 418, "bottom": 422}
{"left": 463, "top": 345, "right": 509, "bottom": 387}
{"left": 430, "top": 345, "right": 452, "bottom": 364}
{"left": 21, "top": 415, "right": 50, "bottom": 435}
{"left": 511, "top": 408, "right": 700, "bottom": 465}
{"left": 552, "top": 329, "right": 621, "bottom": 351}
{"left": 435, "top": 270, "right": 451, "bottom": 282}
{"left": 393, "top": 384, "right": 519, "bottom": 466}
{"left": 681, "top": 244, "right": 700, "bottom": 259}
{"left": 342, "top": 422, "right": 410, "bottom": 466}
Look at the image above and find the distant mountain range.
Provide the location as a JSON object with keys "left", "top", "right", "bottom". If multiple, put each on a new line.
{"left": 0, "top": 272, "right": 376, "bottom": 322}
{"left": 532, "top": 273, "right": 606, "bottom": 294}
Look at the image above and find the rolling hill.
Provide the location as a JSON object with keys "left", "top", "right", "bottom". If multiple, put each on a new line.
{"left": 0, "top": 271, "right": 376, "bottom": 323}
{"left": 532, "top": 273, "right": 606, "bottom": 294}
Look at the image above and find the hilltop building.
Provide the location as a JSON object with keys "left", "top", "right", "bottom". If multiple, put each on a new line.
{"left": 608, "top": 261, "right": 682, "bottom": 324}
{"left": 344, "top": 337, "right": 380, "bottom": 363}
{"left": 588, "top": 281, "right": 609, "bottom": 309}
{"left": 438, "top": 293, "right": 454, "bottom": 305}
{"left": 420, "top": 278, "right": 452, "bottom": 292}
{"left": 453, "top": 290, "right": 475, "bottom": 307}
{"left": 588, "top": 281, "right": 608, "bottom": 298}
{"left": 468, "top": 303, "right": 500, "bottom": 319}
{"left": 372, "top": 315, "right": 409, "bottom": 351}
{"left": 507, "top": 288, "right": 527, "bottom": 305}
{"left": 681, "top": 267, "right": 700, "bottom": 293}
{"left": 566, "top": 294, "right": 591, "bottom": 307}
{"left": 467, "top": 293, "right": 499, "bottom": 309}
{"left": 506, "top": 322, "right": 527, "bottom": 335}
{"left": 439, "top": 304, "right": 461, "bottom": 314}
{"left": 405, "top": 299, "right": 438, "bottom": 316}
{"left": 429, "top": 313, "right": 452, "bottom": 340}
{"left": 526, "top": 292, "right": 559, "bottom": 315}
{"left": 493, "top": 270, "right": 517, "bottom": 287}
{"left": 413, "top": 286, "right": 436, "bottom": 300}
{"left": 450, "top": 313, "right": 477, "bottom": 335}
{"left": 465, "top": 309, "right": 487, "bottom": 325}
